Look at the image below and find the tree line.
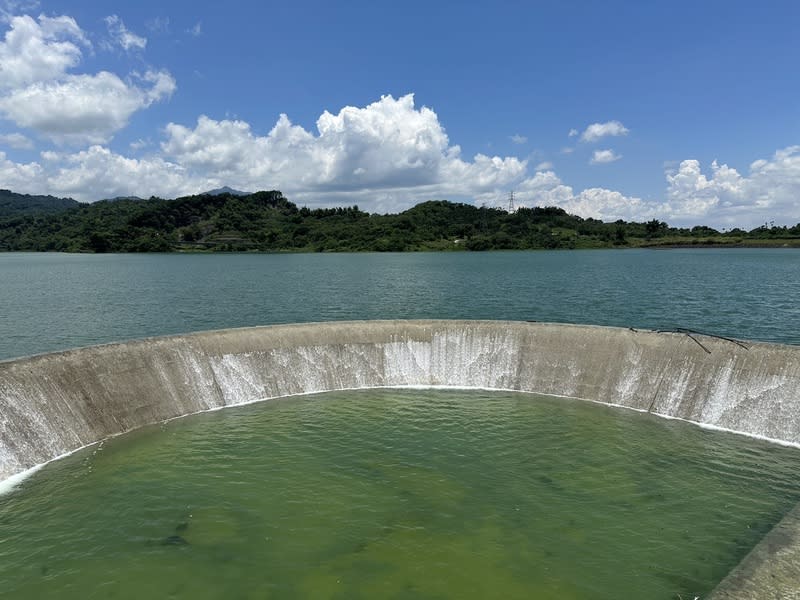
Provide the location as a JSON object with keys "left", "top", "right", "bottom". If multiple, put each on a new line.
{"left": 1, "top": 189, "right": 799, "bottom": 253}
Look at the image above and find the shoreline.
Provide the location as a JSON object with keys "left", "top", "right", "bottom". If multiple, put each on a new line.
{"left": 1, "top": 241, "right": 800, "bottom": 254}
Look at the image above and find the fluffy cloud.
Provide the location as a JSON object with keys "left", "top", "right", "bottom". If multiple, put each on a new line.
{"left": 590, "top": 149, "right": 621, "bottom": 164}
{"left": 2, "top": 75, "right": 800, "bottom": 228}
{"left": 509, "top": 149, "right": 799, "bottom": 228}
{"left": 512, "top": 170, "right": 655, "bottom": 222}
{"left": 580, "top": 120, "right": 629, "bottom": 143}
{"left": 505, "top": 148, "right": 800, "bottom": 227}
{"left": 0, "top": 95, "right": 525, "bottom": 205}
{"left": 559, "top": 188, "right": 657, "bottom": 222}
{"left": 0, "top": 14, "right": 87, "bottom": 89}
{"left": 43, "top": 145, "right": 202, "bottom": 200}
{"left": 662, "top": 149, "right": 800, "bottom": 227}
{"left": 510, "top": 134, "right": 527, "bottom": 144}
{"left": 163, "top": 94, "right": 526, "bottom": 206}
{"left": 0, "top": 149, "right": 43, "bottom": 190}
{"left": 0, "top": 13, "right": 174, "bottom": 144}
{"left": 0, "top": 69, "right": 175, "bottom": 144}
{"left": 104, "top": 15, "right": 146, "bottom": 51}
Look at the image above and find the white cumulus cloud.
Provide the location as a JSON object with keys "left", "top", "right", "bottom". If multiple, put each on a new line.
{"left": 590, "top": 149, "right": 621, "bottom": 164}
{"left": 510, "top": 134, "right": 527, "bottom": 144}
{"left": 162, "top": 94, "right": 526, "bottom": 209}
{"left": 510, "top": 171, "right": 656, "bottom": 222}
{"left": 0, "top": 13, "right": 174, "bottom": 144}
{"left": 500, "top": 150, "right": 800, "bottom": 228}
{"left": 0, "top": 69, "right": 175, "bottom": 144}
{"left": 1, "top": 83, "right": 800, "bottom": 230}
{"left": 0, "top": 94, "right": 528, "bottom": 206}
{"left": 580, "top": 120, "right": 629, "bottom": 143}
{"left": 43, "top": 145, "right": 201, "bottom": 200}
{"left": 662, "top": 149, "right": 800, "bottom": 228}
{"left": 0, "top": 149, "right": 43, "bottom": 190}
{"left": 560, "top": 188, "right": 657, "bottom": 222}
{"left": 0, "top": 14, "right": 88, "bottom": 90}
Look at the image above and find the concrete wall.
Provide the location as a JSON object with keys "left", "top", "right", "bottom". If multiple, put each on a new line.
{"left": 3, "top": 320, "right": 800, "bottom": 482}
{"left": 2, "top": 319, "right": 800, "bottom": 597}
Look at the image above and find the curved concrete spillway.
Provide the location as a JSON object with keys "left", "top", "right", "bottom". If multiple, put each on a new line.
{"left": 1, "top": 319, "right": 800, "bottom": 596}
{"left": 3, "top": 319, "right": 800, "bottom": 482}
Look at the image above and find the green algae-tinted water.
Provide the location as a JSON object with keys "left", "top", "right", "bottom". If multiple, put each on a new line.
{"left": 2, "top": 389, "right": 800, "bottom": 599}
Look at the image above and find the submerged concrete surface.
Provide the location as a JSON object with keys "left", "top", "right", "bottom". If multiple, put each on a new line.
{"left": 1, "top": 319, "right": 799, "bottom": 596}
{"left": 710, "top": 501, "right": 800, "bottom": 599}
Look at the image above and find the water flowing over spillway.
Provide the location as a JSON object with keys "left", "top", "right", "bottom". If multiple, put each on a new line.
{"left": 3, "top": 320, "right": 800, "bottom": 481}
{"left": 1, "top": 320, "right": 800, "bottom": 596}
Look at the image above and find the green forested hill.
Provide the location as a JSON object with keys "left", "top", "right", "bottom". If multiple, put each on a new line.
{"left": 0, "top": 190, "right": 80, "bottom": 218}
{"left": 0, "top": 189, "right": 799, "bottom": 252}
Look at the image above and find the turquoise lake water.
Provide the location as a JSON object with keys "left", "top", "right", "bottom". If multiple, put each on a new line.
{"left": 2, "top": 389, "right": 800, "bottom": 600}
{"left": 0, "top": 248, "right": 798, "bottom": 361}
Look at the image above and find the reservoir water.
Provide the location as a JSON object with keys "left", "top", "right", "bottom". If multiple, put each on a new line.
{"left": 3, "top": 388, "right": 800, "bottom": 599}
{"left": 0, "top": 248, "right": 798, "bottom": 361}
{"left": 1, "top": 249, "right": 799, "bottom": 597}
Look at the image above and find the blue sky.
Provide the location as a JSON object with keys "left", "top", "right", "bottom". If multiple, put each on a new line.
{"left": 1, "top": 0, "right": 799, "bottom": 228}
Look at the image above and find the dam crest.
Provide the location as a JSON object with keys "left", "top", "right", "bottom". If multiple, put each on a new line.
{"left": 1, "top": 319, "right": 799, "bottom": 597}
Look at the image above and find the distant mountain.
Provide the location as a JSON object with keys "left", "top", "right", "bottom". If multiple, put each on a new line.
{"left": 202, "top": 186, "right": 251, "bottom": 196}
{"left": 107, "top": 195, "right": 144, "bottom": 202}
{"left": 0, "top": 189, "right": 80, "bottom": 218}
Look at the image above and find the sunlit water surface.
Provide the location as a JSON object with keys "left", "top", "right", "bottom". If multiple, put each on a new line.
{"left": 2, "top": 389, "right": 799, "bottom": 599}
{"left": 1, "top": 248, "right": 799, "bottom": 360}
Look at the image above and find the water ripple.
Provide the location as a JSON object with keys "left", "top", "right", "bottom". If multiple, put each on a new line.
{"left": 1, "top": 249, "right": 799, "bottom": 360}
{"left": 1, "top": 389, "right": 799, "bottom": 598}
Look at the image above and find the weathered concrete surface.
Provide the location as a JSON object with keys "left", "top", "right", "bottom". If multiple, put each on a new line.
{"left": 1, "top": 319, "right": 800, "bottom": 596}
{"left": 3, "top": 319, "right": 800, "bottom": 478}
{"left": 710, "top": 501, "right": 800, "bottom": 599}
